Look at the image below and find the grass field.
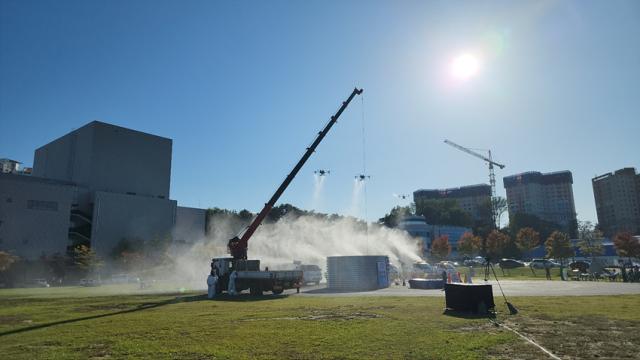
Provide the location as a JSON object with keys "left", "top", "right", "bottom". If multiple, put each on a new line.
{"left": 0, "top": 286, "right": 638, "bottom": 359}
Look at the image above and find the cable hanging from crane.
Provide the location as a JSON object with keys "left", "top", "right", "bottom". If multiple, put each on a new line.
{"left": 360, "top": 92, "right": 370, "bottom": 253}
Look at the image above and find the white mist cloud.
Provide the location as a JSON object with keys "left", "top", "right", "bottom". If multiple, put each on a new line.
{"left": 168, "top": 214, "right": 421, "bottom": 289}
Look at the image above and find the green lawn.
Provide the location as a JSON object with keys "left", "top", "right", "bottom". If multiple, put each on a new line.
{"left": 0, "top": 286, "right": 638, "bottom": 359}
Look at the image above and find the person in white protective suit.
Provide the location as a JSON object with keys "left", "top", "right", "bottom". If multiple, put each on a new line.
{"left": 207, "top": 270, "right": 218, "bottom": 299}
{"left": 228, "top": 270, "right": 238, "bottom": 295}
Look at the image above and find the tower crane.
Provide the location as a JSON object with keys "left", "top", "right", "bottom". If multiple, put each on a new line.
{"left": 444, "top": 139, "right": 505, "bottom": 228}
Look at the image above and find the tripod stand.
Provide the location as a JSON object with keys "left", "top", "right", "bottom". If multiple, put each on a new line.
{"left": 483, "top": 258, "right": 518, "bottom": 315}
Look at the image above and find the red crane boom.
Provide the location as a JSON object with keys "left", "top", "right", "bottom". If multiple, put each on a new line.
{"left": 227, "top": 88, "right": 364, "bottom": 259}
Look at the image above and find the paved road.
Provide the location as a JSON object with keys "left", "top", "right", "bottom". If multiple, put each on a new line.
{"left": 295, "top": 280, "right": 640, "bottom": 297}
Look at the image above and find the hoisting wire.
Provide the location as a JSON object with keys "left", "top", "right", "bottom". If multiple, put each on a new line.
{"left": 360, "top": 93, "right": 369, "bottom": 254}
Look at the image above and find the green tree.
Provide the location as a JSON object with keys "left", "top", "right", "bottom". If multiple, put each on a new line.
{"left": 613, "top": 232, "right": 640, "bottom": 261}
{"left": 577, "top": 221, "right": 604, "bottom": 259}
{"left": 378, "top": 206, "right": 413, "bottom": 228}
{"left": 492, "top": 196, "right": 508, "bottom": 228}
{"left": 111, "top": 238, "right": 143, "bottom": 259}
{"left": 47, "top": 253, "right": 68, "bottom": 281}
{"left": 457, "top": 232, "right": 481, "bottom": 258}
{"left": 545, "top": 231, "right": 574, "bottom": 266}
{"left": 516, "top": 227, "right": 540, "bottom": 257}
{"left": 415, "top": 199, "right": 473, "bottom": 228}
{"left": 430, "top": 235, "right": 451, "bottom": 261}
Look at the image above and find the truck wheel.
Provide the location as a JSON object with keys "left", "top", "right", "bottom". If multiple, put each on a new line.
{"left": 272, "top": 288, "right": 284, "bottom": 295}
{"left": 250, "top": 286, "right": 263, "bottom": 296}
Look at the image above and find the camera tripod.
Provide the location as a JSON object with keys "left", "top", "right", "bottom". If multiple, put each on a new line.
{"left": 483, "top": 257, "right": 518, "bottom": 315}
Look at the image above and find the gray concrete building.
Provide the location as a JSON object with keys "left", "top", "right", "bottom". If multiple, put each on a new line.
{"left": 173, "top": 206, "right": 207, "bottom": 246}
{"left": 0, "top": 120, "right": 202, "bottom": 260}
{"left": 413, "top": 184, "right": 491, "bottom": 222}
{"left": 503, "top": 171, "right": 577, "bottom": 230}
{"left": 592, "top": 167, "right": 640, "bottom": 237}
{"left": 33, "top": 121, "right": 172, "bottom": 199}
{"left": 0, "top": 174, "right": 77, "bottom": 258}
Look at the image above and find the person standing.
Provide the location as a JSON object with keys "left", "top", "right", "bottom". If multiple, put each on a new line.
{"left": 544, "top": 262, "right": 552, "bottom": 280}
{"left": 228, "top": 270, "right": 238, "bottom": 295}
{"left": 208, "top": 270, "right": 218, "bottom": 299}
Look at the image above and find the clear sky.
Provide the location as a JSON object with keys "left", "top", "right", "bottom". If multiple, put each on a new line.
{"left": 1, "top": 0, "right": 639, "bottom": 224}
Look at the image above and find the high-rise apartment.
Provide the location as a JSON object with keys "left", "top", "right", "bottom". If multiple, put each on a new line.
{"left": 592, "top": 167, "right": 640, "bottom": 236}
{"left": 503, "top": 171, "right": 577, "bottom": 230}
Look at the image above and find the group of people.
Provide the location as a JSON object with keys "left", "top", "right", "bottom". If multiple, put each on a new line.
{"left": 206, "top": 269, "right": 238, "bottom": 298}
{"left": 621, "top": 265, "right": 640, "bottom": 283}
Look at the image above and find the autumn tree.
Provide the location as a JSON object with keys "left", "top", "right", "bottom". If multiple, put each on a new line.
{"left": 545, "top": 231, "right": 574, "bottom": 266}
{"left": 430, "top": 235, "right": 451, "bottom": 261}
{"left": 516, "top": 227, "right": 540, "bottom": 257}
{"left": 486, "top": 230, "right": 509, "bottom": 260}
{"left": 457, "top": 232, "right": 481, "bottom": 258}
{"left": 0, "top": 251, "right": 19, "bottom": 272}
{"left": 71, "top": 245, "right": 103, "bottom": 275}
{"left": 613, "top": 232, "right": 640, "bottom": 262}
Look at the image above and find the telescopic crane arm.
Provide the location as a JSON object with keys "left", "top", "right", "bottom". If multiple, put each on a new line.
{"left": 227, "top": 88, "right": 364, "bottom": 259}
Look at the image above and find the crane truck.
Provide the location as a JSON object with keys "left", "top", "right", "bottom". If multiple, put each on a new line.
{"left": 210, "top": 88, "right": 364, "bottom": 296}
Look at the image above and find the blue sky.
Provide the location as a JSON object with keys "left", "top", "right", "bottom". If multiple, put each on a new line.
{"left": 1, "top": 0, "right": 639, "bottom": 224}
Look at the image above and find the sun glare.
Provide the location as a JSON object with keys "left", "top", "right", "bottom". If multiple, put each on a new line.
{"left": 450, "top": 53, "right": 480, "bottom": 80}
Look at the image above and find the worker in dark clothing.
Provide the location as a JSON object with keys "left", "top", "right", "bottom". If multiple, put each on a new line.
{"left": 544, "top": 263, "right": 552, "bottom": 280}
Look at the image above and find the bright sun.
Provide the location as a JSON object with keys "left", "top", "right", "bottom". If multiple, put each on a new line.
{"left": 450, "top": 53, "right": 480, "bottom": 80}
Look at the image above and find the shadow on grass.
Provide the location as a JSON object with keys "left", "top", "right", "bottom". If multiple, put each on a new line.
{"left": 0, "top": 294, "right": 208, "bottom": 338}
{"left": 0, "top": 292, "right": 291, "bottom": 337}
{"left": 210, "top": 293, "right": 289, "bottom": 302}
{"left": 442, "top": 309, "right": 497, "bottom": 320}
{"left": 302, "top": 287, "right": 375, "bottom": 294}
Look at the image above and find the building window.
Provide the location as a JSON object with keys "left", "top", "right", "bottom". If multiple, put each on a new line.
{"left": 27, "top": 200, "right": 58, "bottom": 211}
{"left": 5, "top": 197, "right": 11, "bottom": 203}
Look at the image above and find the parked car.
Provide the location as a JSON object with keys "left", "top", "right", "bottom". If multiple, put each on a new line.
{"left": 569, "top": 261, "right": 591, "bottom": 273}
{"left": 413, "top": 261, "right": 434, "bottom": 273}
{"left": 79, "top": 278, "right": 101, "bottom": 287}
{"left": 32, "top": 278, "right": 50, "bottom": 288}
{"left": 463, "top": 256, "right": 486, "bottom": 267}
{"left": 298, "top": 264, "right": 322, "bottom": 285}
{"left": 435, "top": 261, "right": 457, "bottom": 272}
{"left": 498, "top": 259, "right": 525, "bottom": 269}
{"left": 529, "top": 259, "right": 560, "bottom": 269}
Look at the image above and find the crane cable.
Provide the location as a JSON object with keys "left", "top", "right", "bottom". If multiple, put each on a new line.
{"left": 360, "top": 93, "right": 369, "bottom": 253}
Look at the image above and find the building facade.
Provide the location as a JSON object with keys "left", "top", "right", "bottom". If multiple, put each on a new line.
{"left": 0, "top": 159, "right": 21, "bottom": 174}
{"left": 413, "top": 184, "right": 491, "bottom": 222}
{"left": 503, "top": 171, "right": 577, "bottom": 230}
{"left": 0, "top": 121, "right": 203, "bottom": 260}
{"left": 0, "top": 174, "right": 77, "bottom": 259}
{"left": 398, "top": 215, "right": 472, "bottom": 258}
{"left": 592, "top": 167, "right": 640, "bottom": 236}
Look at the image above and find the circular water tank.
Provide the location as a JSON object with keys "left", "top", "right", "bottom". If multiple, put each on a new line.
{"left": 326, "top": 255, "right": 389, "bottom": 291}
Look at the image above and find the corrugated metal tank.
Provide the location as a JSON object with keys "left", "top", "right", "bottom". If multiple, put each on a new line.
{"left": 326, "top": 255, "right": 389, "bottom": 291}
